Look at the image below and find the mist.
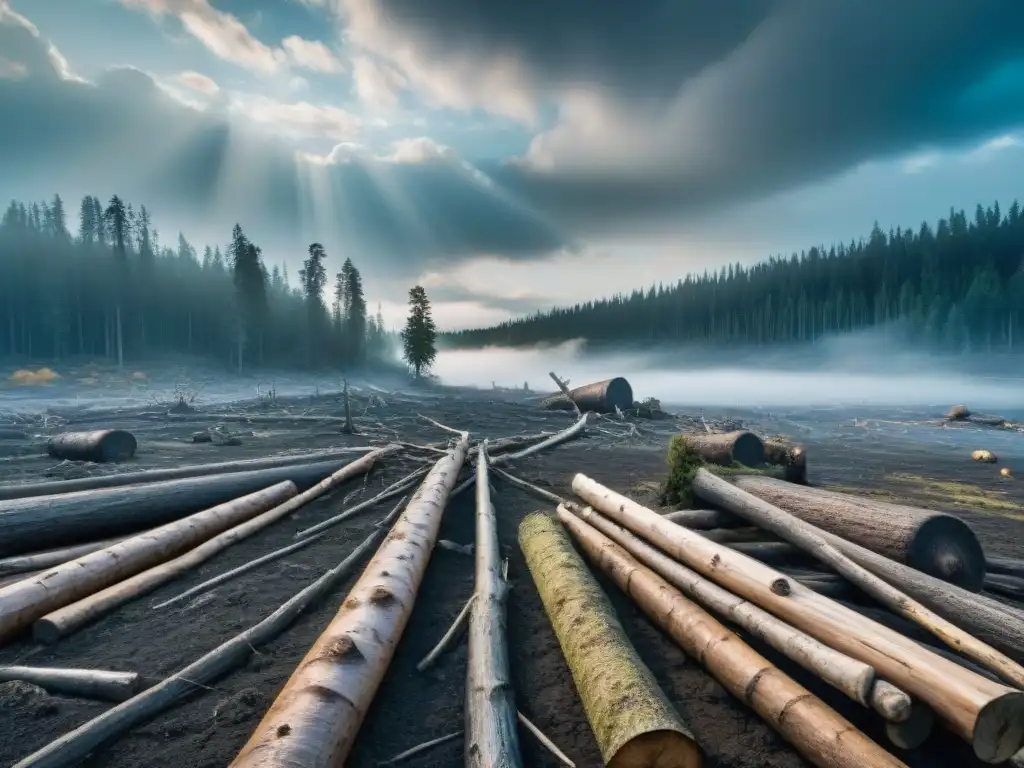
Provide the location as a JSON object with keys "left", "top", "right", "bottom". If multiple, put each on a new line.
{"left": 433, "top": 332, "right": 1024, "bottom": 413}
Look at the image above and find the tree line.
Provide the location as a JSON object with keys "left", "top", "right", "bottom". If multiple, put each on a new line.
{"left": 0, "top": 193, "right": 398, "bottom": 371}
{"left": 446, "top": 200, "right": 1024, "bottom": 354}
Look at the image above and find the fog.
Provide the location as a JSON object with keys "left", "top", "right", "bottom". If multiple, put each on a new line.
{"left": 433, "top": 334, "right": 1024, "bottom": 413}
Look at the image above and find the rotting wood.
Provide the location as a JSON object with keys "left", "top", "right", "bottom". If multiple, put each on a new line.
{"left": 682, "top": 430, "right": 765, "bottom": 467}
{"left": 0, "top": 481, "right": 296, "bottom": 644}
{"left": 9, "top": 506, "right": 401, "bottom": 768}
{"left": 558, "top": 507, "right": 908, "bottom": 768}
{"left": 733, "top": 475, "right": 986, "bottom": 591}
{"left": 46, "top": 430, "right": 137, "bottom": 463}
{"left": 416, "top": 594, "right": 476, "bottom": 672}
{"left": 517, "top": 711, "right": 576, "bottom": 768}
{"left": 0, "top": 458, "right": 361, "bottom": 555}
{"left": 0, "top": 447, "right": 375, "bottom": 501}
{"left": 562, "top": 502, "right": 901, "bottom": 718}
{"left": 34, "top": 449, "right": 391, "bottom": 642}
{"left": 230, "top": 433, "right": 471, "bottom": 768}
{"left": 694, "top": 469, "right": 1024, "bottom": 690}
{"left": 518, "top": 512, "right": 702, "bottom": 768}
{"left": 573, "top": 473, "right": 1024, "bottom": 763}
{"left": 466, "top": 443, "right": 523, "bottom": 767}
{"left": 0, "top": 666, "right": 143, "bottom": 702}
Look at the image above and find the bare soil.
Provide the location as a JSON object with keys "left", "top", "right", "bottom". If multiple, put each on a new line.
{"left": 0, "top": 384, "right": 1022, "bottom": 767}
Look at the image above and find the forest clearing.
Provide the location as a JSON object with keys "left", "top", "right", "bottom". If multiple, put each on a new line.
{"left": 0, "top": 372, "right": 1022, "bottom": 768}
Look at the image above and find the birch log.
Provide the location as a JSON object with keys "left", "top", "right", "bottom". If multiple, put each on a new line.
{"left": 518, "top": 512, "right": 703, "bottom": 768}
{"left": 733, "top": 475, "right": 986, "bottom": 590}
{"left": 693, "top": 469, "right": 1024, "bottom": 691}
{"left": 0, "top": 537, "right": 132, "bottom": 576}
{"left": 557, "top": 508, "right": 907, "bottom": 768}
{"left": 0, "top": 481, "right": 296, "bottom": 644}
{"left": 34, "top": 448, "right": 390, "bottom": 642}
{"left": 466, "top": 444, "right": 523, "bottom": 767}
{"left": 230, "top": 433, "right": 470, "bottom": 768}
{"left": 572, "top": 473, "right": 1024, "bottom": 763}
{"left": 0, "top": 666, "right": 142, "bottom": 702}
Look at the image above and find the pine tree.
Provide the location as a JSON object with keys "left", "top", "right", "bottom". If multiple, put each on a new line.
{"left": 401, "top": 285, "right": 436, "bottom": 378}
{"left": 299, "top": 242, "right": 328, "bottom": 366}
{"left": 229, "top": 224, "right": 268, "bottom": 372}
{"left": 341, "top": 258, "right": 367, "bottom": 364}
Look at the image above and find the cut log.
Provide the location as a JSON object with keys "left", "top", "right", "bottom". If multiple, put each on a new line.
{"left": 661, "top": 508, "right": 743, "bottom": 529}
{"left": 0, "top": 429, "right": 28, "bottom": 440}
{"left": 0, "top": 536, "right": 131, "bottom": 576}
{"left": 518, "top": 512, "right": 702, "bottom": 768}
{"left": 988, "top": 556, "right": 1024, "bottom": 579}
{"left": 230, "top": 433, "right": 470, "bottom": 767}
{"left": 696, "top": 527, "right": 775, "bottom": 544}
{"left": 562, "top": 503, "right": 896, "bottom": 716}
{"left": 0, "top": 457, "right": 359, "bottom": 555}
{"left": 557, "top": 507, "right": 906, "bottom": 768}
{"left": 540, "top": 377, "right": 633, "bottom": 414}
{"left": 34, "top": 449, "right": 390, "bottom": 642}
{"left": 46, "top": 430, "right": 137, "bottom": 463}
{"left": 0, "top": 447, "right": 374, "bottom": 501}
{"left": 0, "top": 666, "right": 142, "bottom": 702}
{"left": 572, "top": 473, "right": 1024, "bottom": 763}
{"left": 885, "top": 700, "right": 935, "bottom": 750}
{"left": 10, "top": 507, "right": 398, "bottom": 768}
{"left": 466, "top": 444, "right": 522, "bottom": 767}
{"left": 721, "top": 541, "right": 806, "bottom": 565}
{"left": 693, "top": 469, "right": 1024, "bottom": 693}
{"left": 0, "top": 481, "right": 296, "bottom": 644}
{"left": 682, "top": 430, "right": 765, "bottom": 467}
{"left": 763, "top": 441, "right": 808, "bottom": 484}
{"left": 985, "top": 573, "right": 1024, "bottom": 602}
{"left": 733, "top": 475, "right": 986, "bottom": 591}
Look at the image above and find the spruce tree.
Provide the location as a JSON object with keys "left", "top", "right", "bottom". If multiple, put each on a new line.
{"left": 401, "top": 285, "right": 436, "bottom": 378}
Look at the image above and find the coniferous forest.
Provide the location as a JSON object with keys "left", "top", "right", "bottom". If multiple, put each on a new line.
{"left": 0, "top": 194, "right": 395, "bottom": 371}
{"left": 448, "top": 201, "right": 1024, "bottom": 354}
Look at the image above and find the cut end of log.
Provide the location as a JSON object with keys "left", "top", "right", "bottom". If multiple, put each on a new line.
{"left": 885, "top": 701, "right": 934, "bottom": 751}
{"left": 683, "top": 430, "right": 765, "bottom": 468}
{"left": 973, "top": 691, "right": 1024, "bottom": 763}
{"left": 46, "top": 429, "right": 138, "bottom": 463}
{"left": 608, "top": 728, "right": 703, "bottom": 768}
{"left": 31, "top": 619, "right": 61, "bottom": 646}
{"left": 911, "top": 515, "right": 987, "bottom": 589}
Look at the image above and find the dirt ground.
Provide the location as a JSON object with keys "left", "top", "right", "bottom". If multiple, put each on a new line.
{"left": 0, "top": 384, "right": 1022, "bottom": 767}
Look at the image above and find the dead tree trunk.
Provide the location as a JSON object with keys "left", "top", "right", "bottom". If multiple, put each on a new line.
{"left": 465, "top": 444, "right": 522, "bottom": 767}
{"left": 572, "top": 473, "right": 1024, "bottom": 764}
{"left": 34, "top": 449, "right": 390, "bottom": 642}
{"left": 0, "top": 458, "right": 357, "bottom": 555}
{"left": 46, "top": 430, "right": 137, "bottom": 463}
{"left": 0, "top": 666, "right": 142, "bottom": 702}
{"left": 733, "top": 475, "right": 986, "bottom": 591}
{"left": 557, "top": 508, "right": 908, "bottom": 768}
{"left": 681, "top": 430, "right": 765, "bottom": 467}
{"left": 518, "top": 512, "right": 701, "bottom": 768}
{"left": 230, "top": 434, "right": 470, "bottom": 768}
{"left": 0, "top": 482, "right": 296, "bottom": 644}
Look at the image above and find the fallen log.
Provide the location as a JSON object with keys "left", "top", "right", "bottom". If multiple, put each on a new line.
{"left": 573, "top": 473, "right": 1024, "bottom": 763}
{"left": 886, "top": 701, "right": 935, "bottom": 750}
{"left": 34, "top": 449, "right": 390, "bottom": 642}
{"left": 763, "top": 440, "right": 808, "bottom": 484}
{"left": 562, "top": 503, "right": 907, "bottom": 720}
{"left": 557, "top": 507, "right": 906, "bottom": 768}
{"left": 985, "top": 573, "right": 1024, "bottom": 602}
{"left": 466, "top": 444, "right": 522, "bottom": 766}
{"left": 681, "top": 430, "right": 765, "bottom": 467}
{"left": 230, "top": 433, "right": 470, "bottom": 767}
{"left": 661, "top": 508, "right": 743, "bottom": 529}
{"left": 0, "top": 481, "right": 296, "bottom": 644}
{"left": 0, "top": 666, "right": 143, "bottom": 702}
{"left": 547, "top": 371, "right": 582, "bottom": 418}
{"left": 988, "top": 556, "right": 1024, "bottom": 580}
{"left": 0, "top": 458, "right": 356, "bottom": 555}
{"left": 722, "top": 540, "right": 806, "bottom": 565}
{"left": 0, "top": 536, "right": 131, "bottom": 576}
{"left": 733, "top": 475, "right": 986, "bottom": 591}
{"left": 46, "top": 430, "right": 137, "bottom": 463}
{"left": 0, "top": 447, "right": 374, "bottom": 501}
{"left": 696, "top": 527, "right": 775, "bottom": 544}
{"left": 693, "top": 469, "right": 1024, "bottom": 693}
{"left": 0, "top": 429, "right": 28, "bottom": 440}
{"left": 540, "top": 377, "right": 633, "bottom": 414}
{"left": 9, "top": 504, "right": 400, "bottom": 768}
{"left": 518, "top": 512, "right": 702, "bottom": 768}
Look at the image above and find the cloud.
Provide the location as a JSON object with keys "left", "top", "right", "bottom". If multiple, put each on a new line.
{"left": 280, "top": 35, "right": 343, "bottom": 74}
{"left": 228, "top": 94, "right": 361, "bottom": 141}
{"left": 177, "top": 70, "right": 219, "bottom": 94}
{"left": 351, "top": 55, "right": 406, "bottom": 111}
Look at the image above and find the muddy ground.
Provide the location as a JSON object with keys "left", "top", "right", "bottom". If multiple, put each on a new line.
{"left": 0, "top": 381, "right": 1022, "bottom": 768}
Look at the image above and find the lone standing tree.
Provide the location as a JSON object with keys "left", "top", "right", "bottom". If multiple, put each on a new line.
{"left": 402, "top": 285, "right": 436, "bottom": 378}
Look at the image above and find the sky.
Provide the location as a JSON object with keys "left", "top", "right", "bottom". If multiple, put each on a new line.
{"left": 2, "top": 0, "right": 1024, "bottom": 331}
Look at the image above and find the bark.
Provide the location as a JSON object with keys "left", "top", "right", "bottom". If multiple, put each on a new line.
{"left": 562, "top": 503, "right": 890, "bottom": 715}
{"left": 733, "top": 475, "right": 986, "bottom": 591}
{"left": 547, "top": 371, "right": 582, "bottom": 417}
{"left": 540, "top": 377, "right": 634, "bottom": 414}
{"left": 518, "top": 512, "right": 702, "bottom": 768}
{"left": 0, "top": 482, "right": 295, "bottom": 644}
{"left": 682, "top": 430, "right": 765, "bottom": 467}
{"left": 0, "top": 458, "right": 357, "bottom": 555}
{"left": 693, "top": 469, "right": 1024, "bottom": 694}
{"left": 988, "top": 556, "right": 1024, "bottom": 579}
{"left": 985, "top": 573, "right": 1024, "bottom": 601}
{"left": 230, "top": 434, "right": 470, "bottom": 768}
{"left": 572, "top": 473, "right": 1024, "bottom": 763}
{"left": 762, "top": 441, "right": 808, "bottom": 484}
{"left": 0, "top": 447, "right": 374, "bottom": 501}
{"left": 0, "top": 666, "right": 143, "bottom": 702}
{"left": 466, "top": 444, "right": 523, "bottom": 767}
{"left": 10, "top": 513, "right": 395, "bottom": 768}
{"left": 35, "top": 449, "right": 389, "bottom": 642}
{"left": 0, "top": 536, "right": 130, "bottom": 577}
{"left": 46, "top": 430, "right": 137, "bottom": 463}
{"left": 661, "top": 508, "right": 743, "bottom": 529}
{"left": 696, "top": 527, "right": 775, "bottom": 544}
{"left": 557, "top": 508, "right": 906, "bottom": 768}
{"left": 721, "top": 541, "right": 806, "bottom": 565}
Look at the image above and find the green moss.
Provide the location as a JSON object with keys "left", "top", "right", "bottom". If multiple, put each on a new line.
{"left": 660, "top": 435, "right": 705, "bottom": 506}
